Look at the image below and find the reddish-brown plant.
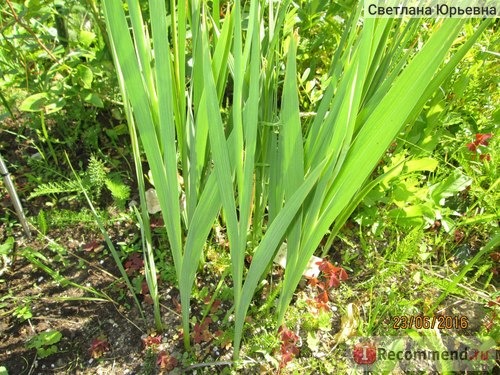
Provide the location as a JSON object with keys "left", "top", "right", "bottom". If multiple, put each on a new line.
{"left": 124, "top": 253, "right": 144, "bottom": 275}
{"left": 157, "top": 350, "right": 178, "bottom": 370}
{"left": 89, "top": 336, "right": 110, "bottom": 359}
{"left": 278, "top": 326, "right": 300, "bottom": 370}
{"left": 142, "top": 334, "right": 162, "bottom": 348}
{"left": 192, "top": 317, "right": 213, "bottom": 344}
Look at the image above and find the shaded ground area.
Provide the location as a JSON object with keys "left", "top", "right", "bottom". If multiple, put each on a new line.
{"left": 0, "top": 118, "right": 247, "bottom": 374}
{"left": 0, "top": 118, "right": 182, "bottom": 374}
{"left": 0, "top": 231, "right": 182, "bottom": 374}
{"left": 0, "top": 227, "right": 258, "bottom": 374}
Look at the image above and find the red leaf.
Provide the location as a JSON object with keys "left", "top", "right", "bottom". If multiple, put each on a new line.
{"left": 279, "top": 326, "right": 299, "bottom": 345}
{"left": 214, "top": 329, "right": 224, "bottom": 338}
{"left": 490, "top": 252, "right": 500, "bottom": 262}
{"left": 454, "top": 229, "right": 465, "bottom": 244}
{"left": 278, "top": 326, "right": 300, "bottom": 368}
{"left": 141, "top": 280, "right": 149, "bottom": 295}
{"left": 173, "top": 297, "right": 182, "bottom": 314}
{"left": 466, "top": 142, "right": 477, "bottom": 152}
{"left": 484, "top": 318, "right": 494, "bottom": 331}
{"left": 89, "top": 336, "right": 110, "bottom": 358}
{"left": 467, "top": 133, "right": 493, "bottom": 153}
{"left": 480, "top": 153, "right": 491, "bottom": 161}
{"left": 316, "top": 259, "right": 336, "bottom": 276}
{"left": 307, "top": 277, "right": 318, "bottom": 287}
{"left": 210, "top": 299, "right": 222, "bottom": 314}
{"left": 150, "top": 217, "right": 164, "bottom": 229}
{"left": 124, "top": 253, "right": 144, "bottom": 275}
{"left": 475, "top": 133, "right": 492, "bottom": 146}
{"left": 142, "top": 334, "right": 162, "bottom": 348}
{"left": 281, "top": 351, "right": 294, "bottom": 365}
{"left": 157, "top": 350, "right": 178, "bottom": 370}
{"left": 82, "top": 240, "right": 104, "bottom": 253}
{"left": 283, "top": 342, "right": 299, "bottom": 356}
{"left": 314, "top": 259, "right": 348, "bottom": 289}
{"left": 192, "top": 318, "right": 213, "bottom": 344}
{"left": 338, "top": 268, "right": 348, "bottom": 282}
{"left": 316, "top": 290, "right": 329, "bottom": 304}
{"left": 487, "top": 297, "right": 500, "bottom": 307}
{"left": 328, "top": 273, "right": 340, "bottom": 288}
{"left": 317, "top": 301, "right": 330, "bottom": 312}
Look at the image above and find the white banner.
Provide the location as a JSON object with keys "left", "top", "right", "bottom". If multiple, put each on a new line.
{"left": 364, "top": 0, "right": 499, "bottom": 18}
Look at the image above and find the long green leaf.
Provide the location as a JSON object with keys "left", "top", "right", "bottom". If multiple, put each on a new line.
{"left": 278, "top": 19, "right": 465, "bottom": 326}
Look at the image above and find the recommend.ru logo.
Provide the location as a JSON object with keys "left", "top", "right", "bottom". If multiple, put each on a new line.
{"left": 348, "top": 335, "right": 497, "bottom": 373}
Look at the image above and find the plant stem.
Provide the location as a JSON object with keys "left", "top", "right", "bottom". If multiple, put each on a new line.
{"left": 39, "top": 111, "right": 58, "bottom": 166}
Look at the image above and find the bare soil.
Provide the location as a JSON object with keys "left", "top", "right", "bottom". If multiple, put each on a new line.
{"left": 0, "top": 119, "right": 185, "bottom": 374}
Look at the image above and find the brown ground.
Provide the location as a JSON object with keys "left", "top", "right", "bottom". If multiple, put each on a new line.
{"left": 0, "top": 117, "right": 255, "bottom": 374}
{"left": 0, "top": 222, "right": 186, "bottom": 374}
{"left": 0, "top": 119, "right": 185, "bottom": 374}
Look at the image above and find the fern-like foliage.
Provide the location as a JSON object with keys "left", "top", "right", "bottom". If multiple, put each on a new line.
{"left": 28, "top": 179, "right": 86, "bottom": 199}
{"left": 48, "top": 208, "right": 107, "bottom": 228}
{"left": 28, "top": 155, "right": 107, "bottom": 200}
{"left": 88, "top": 155, "right": 108, "bottom": 199}
{"left": 28, "top": 156, "right": 130, "bottom": 208}
{"left": 37, "top": 209, "right": 48, "bottom": 235}
{"left": 105, "top": 174, "right": 131, "bottom": 209}
{"left": 26, "top": 156, "right": 65, "bottom": 181}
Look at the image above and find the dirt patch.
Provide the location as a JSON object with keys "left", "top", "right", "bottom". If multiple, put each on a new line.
{"left": 0, "top": 115, "right": 229, "bottom": 375}
{"left": 0, "top": 229, "right": 185, "bottom": 375}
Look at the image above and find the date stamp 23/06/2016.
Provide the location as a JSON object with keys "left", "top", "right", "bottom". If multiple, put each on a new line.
{"left": 392, "top": 315, "right": 469, "bottom": 330}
